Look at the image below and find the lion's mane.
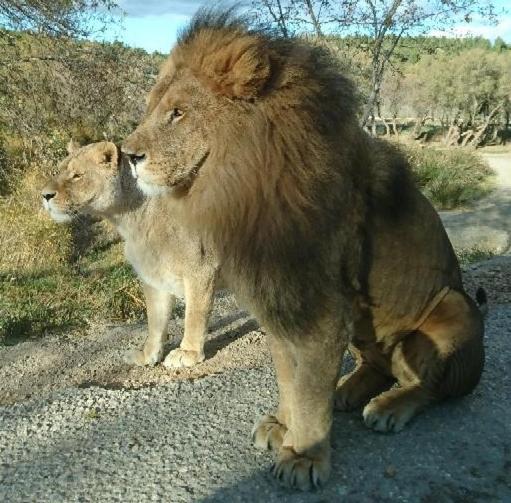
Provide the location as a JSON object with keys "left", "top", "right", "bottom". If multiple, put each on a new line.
{"left": 148, "top": 11, "right": 416, "bottom": 330}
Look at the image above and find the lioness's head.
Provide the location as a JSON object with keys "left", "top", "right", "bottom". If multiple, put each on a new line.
{"left": 41, "top": 141, "right": 124, "bottom": 222}
{"left": 122, "top": 13, "right": 273, "bottom": 197}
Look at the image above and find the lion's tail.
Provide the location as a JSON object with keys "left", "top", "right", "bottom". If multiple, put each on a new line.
{"left": 475, "top": 287, "right": 488, "bottom": 319}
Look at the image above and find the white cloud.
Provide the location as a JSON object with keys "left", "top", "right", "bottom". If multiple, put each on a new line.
{"left": 429, "top": 16, "right": 511, "bottom": 41}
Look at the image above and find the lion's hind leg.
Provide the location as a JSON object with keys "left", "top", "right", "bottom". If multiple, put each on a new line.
{"left": 335, "top": 341, "right": 395, "bottom": 411}
{"left": 363, "top": 289, "right": 484, "bottom": 433}
{"left": 335, "top": 360, "right": 394, "bottom": 411}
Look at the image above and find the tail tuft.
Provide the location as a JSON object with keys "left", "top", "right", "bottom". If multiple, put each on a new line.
{"left": 475, "top": 287, "right": 488, "bottom": 318}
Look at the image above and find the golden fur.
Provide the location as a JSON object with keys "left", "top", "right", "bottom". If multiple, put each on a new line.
{"left": 122, "top": 10, "right": 485, "bottom": 491}
{"left": 41, "top": 141, "right": 220, "bottom": 369}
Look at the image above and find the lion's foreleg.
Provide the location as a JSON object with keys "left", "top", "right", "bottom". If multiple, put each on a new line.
{"left": 125, "top": 282, "right": 175, "bottom": 366}
{"left": 270, "top": 319, "right": 349, "bottom": 491}
{"left": 163, "top": 269, "right": 216, "bottom": 369}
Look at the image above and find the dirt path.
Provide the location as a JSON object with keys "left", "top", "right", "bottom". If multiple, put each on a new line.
{"left": 440, "top": 152, "right": 511, "bottom": 254}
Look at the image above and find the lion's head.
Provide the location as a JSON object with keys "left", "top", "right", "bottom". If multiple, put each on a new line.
{"left": 122, "top": 11, "right": 361, "bottom": 254}
{"left": 41, "top": 141, "right": 125, "bottom": 222}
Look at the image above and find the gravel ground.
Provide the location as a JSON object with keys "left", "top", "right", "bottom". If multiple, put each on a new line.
{"left": 1, "top": 260, "right": 511, "bottom": 502}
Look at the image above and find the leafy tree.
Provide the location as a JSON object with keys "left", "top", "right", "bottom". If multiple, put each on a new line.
{"left": 0, "top": 0, "right": 116, "bottom": 38}
{"left": 251, "top": 0, "right": 499, "bottom": 130}
{"left": 400, "top": 48, "right": 511, "bottom": 146}
{"left": 494, "top": 36, "right": 509, "bottom": 52}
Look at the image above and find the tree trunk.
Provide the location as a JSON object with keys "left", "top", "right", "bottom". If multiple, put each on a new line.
{"left": 304, "top": 0, "right": 323, "bottom": 37}
{"left": 262, "top": 0, "right": 288, "bottom": 38}
{"left": 391, "top": 116, "right": 399, "bottom": 136}
{"left": 461, "top": 129, "right": 474, "bottom": 147}
{"left": 469, "top": 105, "right": 502, "bottom": 147}
{"left": 361, "top": 87, "right": 378, "bottom": 128}
{"left": 381, "top": 116, "right": 391, "bottom": 135}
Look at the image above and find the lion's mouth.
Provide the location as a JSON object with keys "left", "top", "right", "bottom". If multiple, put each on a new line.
{"left": 45, "top": 205, "right": 74, "bottom": 223}
{"left": 170, "top": 150, "right": 210, "bottom": 189}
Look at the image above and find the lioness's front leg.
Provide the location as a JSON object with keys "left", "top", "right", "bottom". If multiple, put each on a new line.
{"left": 163, "top": 268, "right": 217, "bottom": 369}
{"left": 269, "top": 319, "right": 348, "bottom": 491}
{"left": 125, "top": 282, "right": 175, "bottom": 366}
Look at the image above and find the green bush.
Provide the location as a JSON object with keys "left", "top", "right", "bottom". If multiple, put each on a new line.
{"left": 455, "top": 246, "right": 495, "bottom": 267}
{"left": 406, "top": 146, "right": 493, "bottom": 209}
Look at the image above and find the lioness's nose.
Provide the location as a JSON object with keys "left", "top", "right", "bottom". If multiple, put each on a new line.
{"left": 42, "top": 190, "right": 56, "bottom": 201}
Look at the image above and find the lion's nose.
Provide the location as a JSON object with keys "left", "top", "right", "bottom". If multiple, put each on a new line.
{"left": 124, "top": 150, "right": 146, "bottom": 166}
{"left": 42, "top": 190, "right": 56, "bottom": 201}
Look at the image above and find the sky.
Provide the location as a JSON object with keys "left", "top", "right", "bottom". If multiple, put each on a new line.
{"left": 97, "top": 0, "right": 511, "bottom": 54}
{"left": 100, "top": 0, "right": 206, "bottom": 53}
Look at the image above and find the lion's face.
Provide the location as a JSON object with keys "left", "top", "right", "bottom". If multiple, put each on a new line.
{"left": 122, "top": 69, "right": 216, "bottom": 196}
{"left": 41, "top": 142, "right": 122, "bottom": 222}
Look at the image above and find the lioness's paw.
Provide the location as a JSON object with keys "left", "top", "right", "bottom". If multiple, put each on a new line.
{"left": 123, "top": 349, "right": 162, "bottom": 367}
{"left": 163, "top": 348, "right": 205, "bottom": 369}
{"left": 363, "top": 394, "right": 416, "bottom": 433}
{"left": 252, "top": 415, "right": 287, "bottom": 451}
{"left": 271, "top": 447, "right": 330, "bottom": 491}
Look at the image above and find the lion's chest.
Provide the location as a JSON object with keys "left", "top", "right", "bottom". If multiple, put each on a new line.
{"left": 124, "top": 241, "right": 185, "bottom": 298}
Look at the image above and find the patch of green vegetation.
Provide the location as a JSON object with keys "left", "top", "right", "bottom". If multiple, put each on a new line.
{"left": 455, "top": 247, "right": 495, "bottom": 267}
{"left": 0, "top": 244, "right": 145, "bottom": 345}
{"left": 406, "top": 146, "right": 494, "bottom": 209}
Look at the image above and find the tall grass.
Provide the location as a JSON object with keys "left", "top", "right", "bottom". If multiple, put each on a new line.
{"left": 406, "top": 146, "right": 493, "bottom": 209}
{"left": 0, "top": 165, "right": 145, "bottom": 343}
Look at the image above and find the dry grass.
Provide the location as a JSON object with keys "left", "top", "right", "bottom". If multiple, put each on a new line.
{"left": 0, "top": 165, "right": 145, "bottom": 343}
{"left": 0, "top": 168, "right": 71, "bottom": 272}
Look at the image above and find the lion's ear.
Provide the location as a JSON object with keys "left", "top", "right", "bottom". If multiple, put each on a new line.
{"left": 96, "top": 142, "right": 119, "bottom": 169}
{"left": 67, "top": 139, "right": 81, "bottom": 155}
{"left": 198, "top": 36, "right": 272, "bottom": 100}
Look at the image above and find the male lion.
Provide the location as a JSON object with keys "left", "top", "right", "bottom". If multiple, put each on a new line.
{"left": 122, "top": 11, "right": 485, "bottom": 490}
{"left": 41, "top": 141, "right": 220, "bottom": 368}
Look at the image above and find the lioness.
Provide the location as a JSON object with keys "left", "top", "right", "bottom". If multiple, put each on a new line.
{"left": 41, "top": 141, "right": 220, "bottom": 368}
{"left": 122, "top": 11, "right": 485, "bottom": 491}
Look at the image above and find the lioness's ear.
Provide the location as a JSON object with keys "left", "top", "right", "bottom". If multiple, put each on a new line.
{"left": 186, "top": 33, "right": 272, "bottom": 100}
{"left": 96, "top": 142, "right": 119, "bottom": 169}
{"left": 67, "top": 139, "right": 81, "bottom": 155}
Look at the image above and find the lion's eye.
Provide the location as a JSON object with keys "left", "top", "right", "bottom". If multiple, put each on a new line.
{"left": 169, "top": 108, "right": 184, "bottom": 122}
{"left": 72, "top": 173, "right": 82, "bottom": 180}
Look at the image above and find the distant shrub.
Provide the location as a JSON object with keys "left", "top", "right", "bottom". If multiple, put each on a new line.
{"left": 406, "top": 146, "right": 493, "bottom": 209}
{"left": 456, "top": 246, "right": 495, "bottom": 267}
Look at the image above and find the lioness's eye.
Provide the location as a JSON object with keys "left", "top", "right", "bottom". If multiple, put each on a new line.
{"left": 72, "top": 173, "right": 82, "bottom": 180}
{"left": 169, "top": 108, "right": 184, "bottom": 122}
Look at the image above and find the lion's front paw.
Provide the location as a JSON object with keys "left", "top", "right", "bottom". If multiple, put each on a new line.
{"left": 252, "top": 415, "right": 287, "bottom": 451}
{"left": 271, "top": 447, "right": 331, "bottom": 491}
{"left": 162, "top": 348, "right": 205, "bottom": 369}
{"left": 123, "top": 348, "right": 162, "bottom": 367}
